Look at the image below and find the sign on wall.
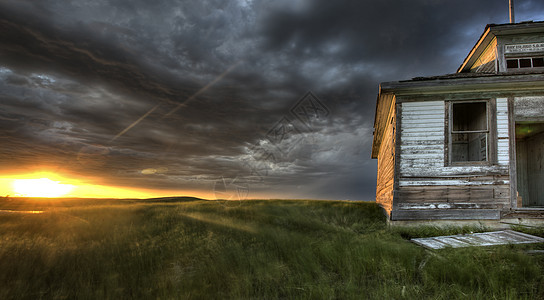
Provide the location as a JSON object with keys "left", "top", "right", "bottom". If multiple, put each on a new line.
{"left": 505, "top": 43, "right": 544, "bottom": 54}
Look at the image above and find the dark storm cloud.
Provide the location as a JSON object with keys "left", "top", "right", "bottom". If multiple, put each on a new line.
{"left": 259, "top": 1, "right": 532, "bottom": 67}
{"left": 0, "top": 3, "right": 194, "bottom": 106}
{"left": 1, "top": 0, "right": 544, "bottom": 199}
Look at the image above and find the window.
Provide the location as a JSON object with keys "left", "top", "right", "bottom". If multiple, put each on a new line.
{"left": 506, "top": 57, "right": 544, "bottom": 69}
{"left": 533, "top": 57, "right": 544, "bottom": 67}
{"left": 506, "top": 59, "right": 519, "bottom": 69}
{"left": 450, "top": 102, "right": 488, "bottom": 163}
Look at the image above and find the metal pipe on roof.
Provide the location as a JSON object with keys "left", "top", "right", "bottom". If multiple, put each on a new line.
{"left": 509, "top": 0, "right": 515, "bottom": 24}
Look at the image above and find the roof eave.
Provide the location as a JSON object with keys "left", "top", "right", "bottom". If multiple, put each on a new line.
{"left": 457, "top": 26, "right": 494, "bottom": 73}
{"left": 380, "top": 73, "right": 544, "bottom": 96}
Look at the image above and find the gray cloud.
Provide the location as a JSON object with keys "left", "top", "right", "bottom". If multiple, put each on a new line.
{"left": 1, "top": 0, "right": 544, "bottom": 199}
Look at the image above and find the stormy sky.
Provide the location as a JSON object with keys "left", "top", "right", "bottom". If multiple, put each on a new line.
{"left": 1, "top": 0, "right": 543, "bottom": 200}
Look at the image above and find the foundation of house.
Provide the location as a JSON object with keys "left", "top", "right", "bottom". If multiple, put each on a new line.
{"left": 387, "top": 210, "right": 544, "bottom": 229}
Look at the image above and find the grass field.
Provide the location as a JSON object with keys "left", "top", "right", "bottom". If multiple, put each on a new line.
{"left": 0, "top": 197, "right": 543, "bottom": 299}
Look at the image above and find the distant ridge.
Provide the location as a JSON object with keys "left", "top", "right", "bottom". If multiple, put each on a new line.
{"left": 144, "top": 196, "right": 205, "bottom": 202}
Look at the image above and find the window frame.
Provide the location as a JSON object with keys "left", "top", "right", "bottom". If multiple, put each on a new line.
{"left": 446, "top": 99, "right": 495, "bottom": 166}
{"left": 504, "top": 51, "right": 544, "bottom": 71}
{"left": 506, "top": 56, "right": 544, "bottom": 70}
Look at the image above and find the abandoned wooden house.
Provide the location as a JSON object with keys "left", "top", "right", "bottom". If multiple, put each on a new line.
{"left": 372, "top": 21, "right": 544, "bottom": 225}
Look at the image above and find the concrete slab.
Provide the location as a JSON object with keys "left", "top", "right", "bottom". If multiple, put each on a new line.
{"left": 411, "top": 230, "right": 544, "bottom": 250}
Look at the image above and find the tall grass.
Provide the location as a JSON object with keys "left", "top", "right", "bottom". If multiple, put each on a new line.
{"left": 0, "top": 198, "right": 542, "bottom": 299}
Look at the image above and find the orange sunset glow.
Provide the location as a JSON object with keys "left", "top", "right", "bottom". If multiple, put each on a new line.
{"left": 13, "top": 178, "right": 74, "bottom": 197}
{"left": 0, "top": 172, "right": 210, "bottom": 199}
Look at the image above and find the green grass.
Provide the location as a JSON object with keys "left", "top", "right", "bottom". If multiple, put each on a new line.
{"left": 0, "top": 198, "right": 542, "bottom": 299}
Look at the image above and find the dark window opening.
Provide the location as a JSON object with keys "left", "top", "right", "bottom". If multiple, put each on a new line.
{"left": 533, "top": 57, "right": 544, "bottom": 67}
{"left": 451, "top": 102, "right": 488, "bottom": 163}
{"left": 506, "top": 56, "right": 544, "bottom": 69}
{"left": 520, "top": 58, "right": 532, "bottom": 68}
{"left": 507, "top": 59, "right": 519, "bottom": 69}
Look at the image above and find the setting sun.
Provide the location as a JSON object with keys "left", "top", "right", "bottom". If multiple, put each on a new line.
{"left": 0, "top": 171, "right": 209, "bottom": 199}
{"left": 12, "top": 178, "right": 74, "bottom": 197}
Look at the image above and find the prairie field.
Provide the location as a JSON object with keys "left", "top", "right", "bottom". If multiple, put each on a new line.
{"left": 0, "top": 197, "right": 543, "bottom": 299}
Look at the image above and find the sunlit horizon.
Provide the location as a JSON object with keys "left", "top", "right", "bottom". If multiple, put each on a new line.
{"left": 0, "top": 171, "right": 213, "bottom": 199}
{"left": 13, "top": 178, "right": 74, "bottom": 197}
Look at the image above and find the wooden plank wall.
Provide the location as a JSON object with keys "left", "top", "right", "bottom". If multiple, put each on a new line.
{"left": 399, "top": 101, "right": 445, "bottom": 176}
{"left": 514, "top": 96, "right": 544, "bottom": 122}
{"left": 375, "top": 98, "right": 396, "bottom": 215}
{"left": 526, "top": 132, "right": 544, "bottom": 206}
{"left": 516, "top": 138, "right": 530, "bottom": 205}
{"left": 470, "top": 38, "right": 497, "bottom": 73}
{"left": 393, "top": 99, "right": 511, "bottom": 220}
{"left": 497, "top": 98, "right": 510, "bottom": 165}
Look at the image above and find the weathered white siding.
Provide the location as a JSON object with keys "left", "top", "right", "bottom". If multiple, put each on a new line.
{"left": 393, "top": 98, "right": 512, "bottom": 220}
{"left": 496, "top": 98, "right": 509, "bottom": 165}
{"left": 399, "top": 99, "right": 511, "bottom": 181}
{"left": 399, "top": 101, "right": 445, "bottom": 176}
